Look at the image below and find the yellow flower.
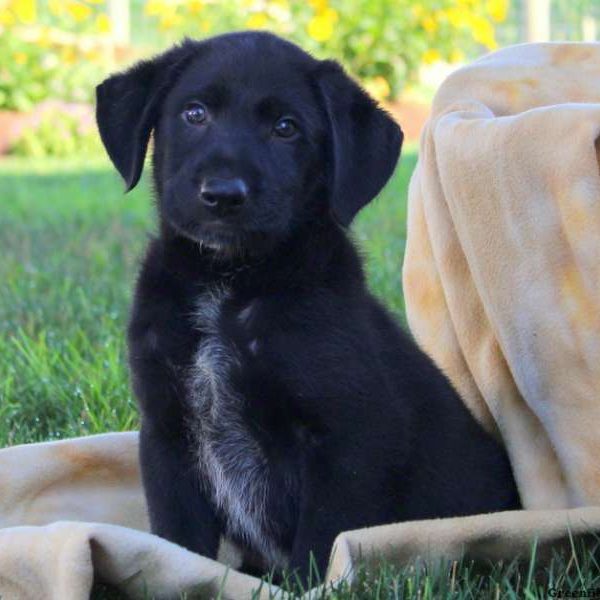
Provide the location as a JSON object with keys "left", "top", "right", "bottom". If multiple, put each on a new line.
{"left": 13, "top": 0, "right": 36, "bottom": 24}
{"left": 66, "top": 0, "right": 92, "bottom": 22}
{"left": 13, "top": 51, "right": 28, "bottom": 65}
{"left": 159, "top": 9, "right": 183, "bottom": 30}
{"left": 187, "top": 0, "right": 203, "bottom": 15}
{"left": 422, "top": 48, "right": 441, "bottom": 64}
{"left": 449, "top": 48, "right": 465, "bottom": 63}
{"left": 307, "top": 11, "right": 336, "bottom": 42}
{"left": 95, "top": 13, "right": 111, "bottom": 33}
{"left": 84, "top": 47, "right": 102, "bottom": 61}
{"left": 145, "top": 0, "right": 166, "bottom": 17}
{"left": 443, "top": 7, "right": 466, "bottom": 28}
{"left": 309, "top": 0, "right": 328, "bottom": 12}
{"left": 363, "top": 76, "right": 390, "bottom": 102}
{"left": 0, "top": 9, "right": 16, "bottom": 25}
{"left": 469, "top": 14, "right": 497, "bottom": 48}
{"left": 61, "top": 46, "right": 78, "bottom": 65}
{"left": 246, "top": 12, "right": 268, "bottom": 29}
{"left": 486, "top": 0, "right": 508, "bottom": 23}
{"left": 421, "top": 15, "right": 438, "bottom": 34}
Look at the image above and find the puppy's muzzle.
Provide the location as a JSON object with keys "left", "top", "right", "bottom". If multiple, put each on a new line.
{"left": 200, "top": 177, "right": 248, "bottom": 218}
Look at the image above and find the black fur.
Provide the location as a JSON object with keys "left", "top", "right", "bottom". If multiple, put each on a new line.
{"left": 96, "top": 32, "right": 520, "bottom": 583}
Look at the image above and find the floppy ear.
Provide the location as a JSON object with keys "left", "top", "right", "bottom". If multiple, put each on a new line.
{"left": 96, "top": 42, "right": 196, "bottom": 191}
{"left": 316, "top": 61, "right": 403, "bottom": 226}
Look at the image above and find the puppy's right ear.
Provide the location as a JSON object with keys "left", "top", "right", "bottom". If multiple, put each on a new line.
{"left": 96, "top": 42, "right": 195, "bottom": 191}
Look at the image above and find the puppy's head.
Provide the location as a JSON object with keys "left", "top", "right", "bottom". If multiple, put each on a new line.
{"left": 97, "top": 32, "right": 402, "bottom": 255}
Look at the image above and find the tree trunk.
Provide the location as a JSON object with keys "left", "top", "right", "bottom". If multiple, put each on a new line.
{"left": 525, "top": 0, "right": 551, "bottom": 42}
{"left": 108, "top": 0, "right": 130, "bottom": 47}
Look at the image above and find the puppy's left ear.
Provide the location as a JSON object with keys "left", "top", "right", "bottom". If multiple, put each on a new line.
{"left": 316, "top": 61, "right": 403, "bottom": 226}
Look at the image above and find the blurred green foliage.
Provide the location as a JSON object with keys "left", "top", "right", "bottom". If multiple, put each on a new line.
{"left": 0, "top": 0, "right": 113, "bottom": 111}
{"left": 0, "top": 30, "right": 108, "bottom": 111}
{"left": 10, "top": 109, "right": 104, "bottom": 157}
{"left": 0, "top": 0, "right": 507, "bottom": 114}
{"left": 142, "top": 0, "right": 507, "bottom": 99}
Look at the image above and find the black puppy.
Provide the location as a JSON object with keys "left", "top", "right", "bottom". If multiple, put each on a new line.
{"left": 96, "top": 31, "right": 520, "bottom": 582}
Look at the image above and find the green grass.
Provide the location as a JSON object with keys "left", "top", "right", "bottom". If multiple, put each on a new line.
{"left": 270, "top": 537, "right": 600, "bottom": 599}
{"left": 0, "top": 150, "right": 416, "bottom": 446}
{"left": 2, "top": 152, "right": 598, "bottom": 599}
{"left": 0, "top": 157, "right": 148, "bottom": 444}
{"left": 90, "top": 538, "right": 600, "bottom": 600}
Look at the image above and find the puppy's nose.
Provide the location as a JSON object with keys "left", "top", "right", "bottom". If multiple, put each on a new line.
{"left": 200, "top": 177, "right": 248, "bottom": 216}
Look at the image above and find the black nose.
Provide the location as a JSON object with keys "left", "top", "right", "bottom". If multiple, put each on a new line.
{"left": 200, "top": 177, "right": 248, "bottom": 216}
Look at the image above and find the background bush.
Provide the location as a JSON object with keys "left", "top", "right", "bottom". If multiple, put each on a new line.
{"left": 141, "top": 0, "right": 508, "bottom": 100}
{"left": 0, "top": 0, "right": 508, "bottom": 113}
{"left": 0, "top": 0, "right": 113, "bottom": 111}
{"left": 10, "top": 109, "right": 104, "bottom": 158}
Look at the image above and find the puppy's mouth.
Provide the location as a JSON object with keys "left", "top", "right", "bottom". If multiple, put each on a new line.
{"left": 165, "top": 180, "right": 283, "bottom": 257}
{"left": 171, "top": 217, "right": 244, "bottom": 249}
{"left": 169, "top": 216, "right": 276, "bottom": 258}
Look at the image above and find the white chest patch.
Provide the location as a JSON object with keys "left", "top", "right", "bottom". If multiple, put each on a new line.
{"left": 187, "top": 286, "right": 288, "bottom": 568}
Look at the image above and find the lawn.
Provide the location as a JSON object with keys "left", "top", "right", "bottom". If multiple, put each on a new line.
{"left": 0, "top": 150, "right": 597, "bottom": 599}
{"left": 0, "top": 149, "right": 415, "bottom": 447}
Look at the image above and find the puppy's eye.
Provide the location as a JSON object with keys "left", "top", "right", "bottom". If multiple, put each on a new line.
{"left": 273, "top": 117, "right": 298, "bottom": 138}
{"left": 183, "top": 103, "right": 207, "bottom": 125}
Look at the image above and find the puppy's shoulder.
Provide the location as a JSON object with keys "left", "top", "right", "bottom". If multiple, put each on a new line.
{"left": 128, "top": 237, "right": 205, "bottom": 358}
{"left": 135, "top": 236, "right": 200, "bottom": 292}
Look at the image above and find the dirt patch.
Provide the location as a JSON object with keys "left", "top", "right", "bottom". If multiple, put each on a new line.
{"left": 384, "top": 99, "right": 431, "bottom": 143}
{"left": 0, "top": 101, "right": 95, "bottom": 155}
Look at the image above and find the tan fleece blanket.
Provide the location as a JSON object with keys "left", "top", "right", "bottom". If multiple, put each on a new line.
{"left": 403, "top": 41, "right": 600, "bottom": 510}
{"left": 1, "top": 432, "right": 600, "bottom": 599}
{"left": 2, "top": 42, "right": 600, "bottom": 599}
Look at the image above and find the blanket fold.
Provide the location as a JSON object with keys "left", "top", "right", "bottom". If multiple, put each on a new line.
{"left": 1, "top": 433, "right": 600, "bottom": 599}
{"left": 403, "top": 41, "right": 600, "bottom": 509}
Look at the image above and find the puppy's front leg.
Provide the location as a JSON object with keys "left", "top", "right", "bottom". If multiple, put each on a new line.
{"left": 139, "top": 420, "right": 222, "bottom": 558}
{"left": 289, "top": 440, "right": 386, "bottom": 586}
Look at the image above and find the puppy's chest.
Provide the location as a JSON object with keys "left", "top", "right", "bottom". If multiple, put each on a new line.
{"left": 187, "top": 286, "right": 260, "bottom": 427}
{"left": 186, "top": 286, "right": 293, "bottom": 565}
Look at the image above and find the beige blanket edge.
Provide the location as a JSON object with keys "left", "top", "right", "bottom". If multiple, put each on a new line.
{"left": 1, "top": 432, "right": 599, "bottom": 600}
